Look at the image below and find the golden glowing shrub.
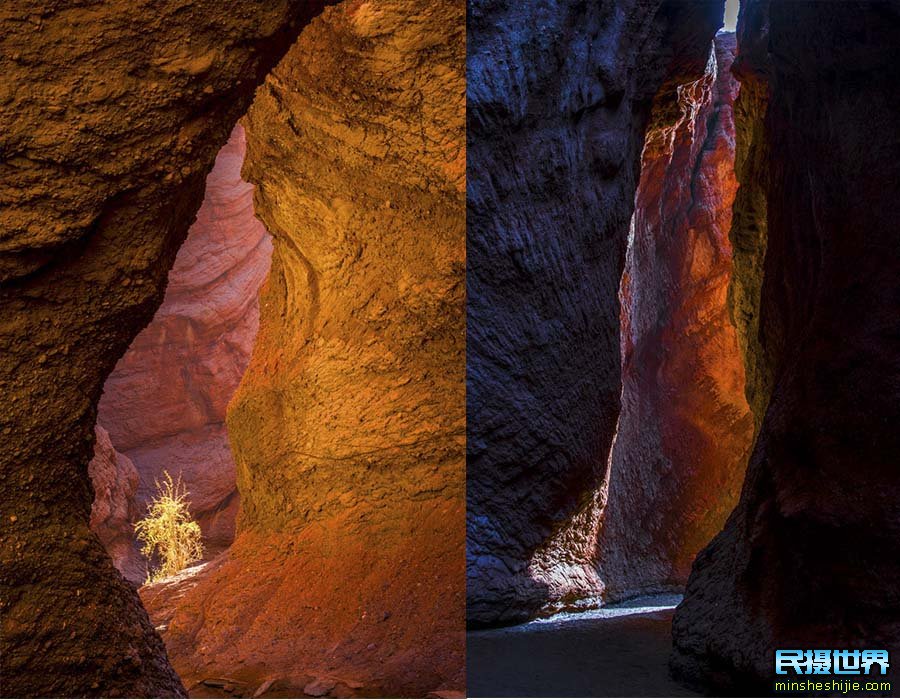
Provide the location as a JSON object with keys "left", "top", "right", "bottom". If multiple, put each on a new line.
{"left": 134, "top": 471, "right": 203, "bottom": 582}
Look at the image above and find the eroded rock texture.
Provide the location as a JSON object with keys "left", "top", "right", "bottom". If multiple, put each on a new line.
{"left": 88, "top": 425, "right": 145, "bottom": 584}
{"left": 597, "top": 34, "right": 753, "bottom": 601}
{"left": 466, "top": 0, "right": 724, "bottom": 625}
{"left": 141, "top": 2, "right": 466, "bottom": 696}
{"left": 98, "top": 124, "right": 271, "bottom": 549}
{"left": 0, "top": 2, "right": 329, "bottom": 696}
{"left": 673, "top": 2, "right": 900, "bottom": 691}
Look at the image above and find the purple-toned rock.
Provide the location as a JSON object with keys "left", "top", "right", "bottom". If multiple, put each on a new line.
{"left": 466, "top": 0, "right": 724, "bottom": 625}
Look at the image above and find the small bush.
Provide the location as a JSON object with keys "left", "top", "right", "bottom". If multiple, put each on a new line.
{"left": 134, "top": 471, "right": 204, "bottom": 583}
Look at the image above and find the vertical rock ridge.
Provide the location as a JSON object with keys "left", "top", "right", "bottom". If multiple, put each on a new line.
{"left": 597, "top": 33, "right": 753, "bottom": 601}
{"left": 88, "top": 425, "right": 145, "bottom": 584}
{"left": 724, "top": 4, "right": 772, "bottom": 429}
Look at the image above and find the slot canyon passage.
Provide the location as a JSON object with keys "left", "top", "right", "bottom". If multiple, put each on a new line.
{"left": 0, "top": 1, "right": 465, "bottom": 698}
{"left": 467, "top": 0, "right": 900, "bottom": 696}
{"left": 91, "top": 123, "right": 269, "bottom": 584}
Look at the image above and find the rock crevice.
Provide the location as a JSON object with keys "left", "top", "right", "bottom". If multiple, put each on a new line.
{"left": 596, "top": 32, "right": 752, "bottom": 602}
{"left": 466, "top": 0, "right": 724, "bottom": 626}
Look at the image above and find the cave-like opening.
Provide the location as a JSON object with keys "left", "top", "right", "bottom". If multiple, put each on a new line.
{"left": 0, "top": 2, "right": 333, "bottom": 696}
{"left": 90, "top": 123, "right": 270, "bottom": 585}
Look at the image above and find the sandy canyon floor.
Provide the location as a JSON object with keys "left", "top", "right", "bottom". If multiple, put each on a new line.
{"left": 467, "top": 596, "right": 696, "bottom": 698}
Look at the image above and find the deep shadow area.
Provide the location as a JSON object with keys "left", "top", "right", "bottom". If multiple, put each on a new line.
{"left": 467, "top": 603, "right": 694, "bottom": 697}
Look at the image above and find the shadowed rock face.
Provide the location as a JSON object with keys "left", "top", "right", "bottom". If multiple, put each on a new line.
{"left": 98, "top": 124, "right": 271, "bottom": 550}
{"left": 466, "top": 0, "right": 724, "bottom": 626}
{"left": 140, "top": 2, "right": 466, "bottom": 696}
{"left": 0, "top": 2, "right": 330, "bottom": 696}
{"left": 88, "top": 425, "right": 145, "bottom": 584}
{"left": 673, "top": 2, "right": 900, "bottom": 691}
{"left": 597, "top": 33, "right": 753, "bottom": 601}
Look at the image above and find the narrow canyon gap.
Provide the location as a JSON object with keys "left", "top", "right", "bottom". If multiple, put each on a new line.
{"left": 672, "top": 1, "right": 900, "bottom": 690}
{"left": 514, "top": 30, "right": 752, "bottom": 612}
{"left": 466, "top": 0, "right": 725, "bottom": 626}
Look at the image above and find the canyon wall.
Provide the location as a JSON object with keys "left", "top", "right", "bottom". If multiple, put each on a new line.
{"left": 88, "top": 425, "right": 145, "bottom": 583}
{"left": 466, "top": 0, "right": 724, "bottom": 625}
{"left": 673, "top": 1, "right": 900, "bottom": 691}
{"left": 0, "top": 2, "right": 330, "bottom": 696}
{"left": 141, "top": 2, "right": 466, "bottom": 696}
{"left": 98, "top": 124, "right": 271, "bottom": 550}
{"left": 596, "top": 34, "right": 753, "bottom": 601}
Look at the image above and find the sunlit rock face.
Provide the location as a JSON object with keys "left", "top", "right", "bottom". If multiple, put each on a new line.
{"left": 597, "top": 34, "right": 753, "bottom": 600}
{"left": 98, "top": 124, "right": 271, "bottom": 549}
{"left": 466, "top": 0, "right": 724, "bottom": 626}
{"left": 141, "top": 2, "right": 466, "bottom": 696}
{"left": 88, "top": 425, "right": 145, "bottom": 584}
{"left": 673, "top": 2, "right": 900, "bottom": 691}
{"left": 0, "top": 2, "right": 329, "bottom": 696}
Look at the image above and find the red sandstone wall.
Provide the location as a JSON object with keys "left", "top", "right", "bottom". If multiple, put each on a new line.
{"left": 596, "top": 34, "right": 753, "bottom": 600}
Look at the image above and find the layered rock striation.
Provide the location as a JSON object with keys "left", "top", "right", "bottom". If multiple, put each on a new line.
{"left": 466, "top": 0, "right": 724, "bottom": 625}
{"left": 0, "top": 2, "right": 330, "bottom": 696}
{"left": 596, "top": 33, "right": 753, "bottom": 601}
{"left": 673, "top": 2, "right": 900, "bottom": 690}
{"left": 98, "top": 124, "right": 271, "bottom": 550}
{"left": 141, "top": 2, "right": 466, "bottom": 696}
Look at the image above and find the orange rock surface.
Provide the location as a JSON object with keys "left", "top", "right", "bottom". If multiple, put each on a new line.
{"left": 98, "top": 124, "right": 271, "bottom": 548}
{"left": 142, "top": 2, "right": 466, "bottom": 696}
